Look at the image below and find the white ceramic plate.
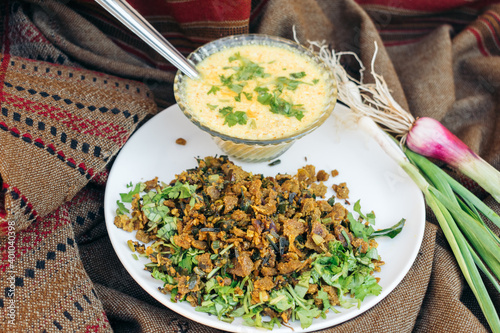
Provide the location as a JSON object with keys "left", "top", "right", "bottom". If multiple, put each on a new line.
{"left": 104, "top": 104, "right": 425, "bottom": 332}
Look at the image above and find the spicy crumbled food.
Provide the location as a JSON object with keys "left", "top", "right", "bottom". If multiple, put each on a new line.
{"left": 114, "top": 156, "right": 405, "bottom": 329}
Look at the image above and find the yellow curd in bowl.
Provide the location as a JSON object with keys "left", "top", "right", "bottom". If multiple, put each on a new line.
{"left": 174, "top": 34, "right": 337, "bottom": 162}
{"left": 182, "top": 44, "right": 332, "bottom": 141}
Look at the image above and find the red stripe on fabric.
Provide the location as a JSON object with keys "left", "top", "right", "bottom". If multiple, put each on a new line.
{"left": 0, "top": 91, "right": 130, "bottom": 145}
{"left": 22, "top": 195, "right": 38, "bottom": 218}
{"left": 126, "top": 0, "right": 251, "bottom": 23}
{"left": 2, "top": 124, "right": 93, "bottom": 177}
{"left": 0, "top": 221, "right": 7, "bottom": 236}
{"left": 0, "top": 206, "right": 71, "bottom": 272}
{"left": 384, "top": 37, "right": 425, "bottom": 47}
{"left": 0, "top": 182, "right": 39, "bottom": 215}
{"left": 480, "top": 17, "right": 500, "bottom": 50}
{"left": 467, "top": 27, "right": 490, "bottom": 56}
{"left": 9, "top": 127, "right": 20, "bottom": 135}
{"left": 85, "top": 324, "right": 100, "bottom": 333}
{"left": 488, "top": 10, "right": 500, "bottom": 24}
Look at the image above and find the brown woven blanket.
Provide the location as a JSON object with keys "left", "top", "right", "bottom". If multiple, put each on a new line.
{"left": 0, "top": 0, "right": 499, "bottom": 332}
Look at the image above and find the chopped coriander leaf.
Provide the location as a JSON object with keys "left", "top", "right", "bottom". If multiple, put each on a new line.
{"left": 228, "top": 52, "right": 241, "bottom": 62}
{"left": 269, "top": 94, "right": 305, "bottom": 120}
{"left": 219, "top": 74, "right": 233, "bottom": 85}
{"left": 354, "top": 200, "right": 376, "bottom": 225}
{"left": 254, "top": 85, "right": 306, "bottom": 121}
{"left": 219, "top": 107, "right": 248, "bottom": 127}
{"left": 227, "top": 52, "right": 269, "bottom": 80}
{"left": 119, "top": 182, "right": 145, "bottom": 203}
{"left": 218, "top": 106, "right": 234, "bottom": 116}
{"left": 207, "top": 85, "right": 220, "bottom": 95}
{"left": 234, "top": 93, "right": 241, "bottom": 102}
{"left": 253, "top": 86, "right": 269, "bottom": 94}
{"left": 243, "top": 92, "right": 253, "bottom": 100}
{"left": 228, "top": 83, "right": 246, "bottom": 94}
{"left": 348, "top": 212, "right": 374, "bottom": 241}
{"left": 207, "top": 103, "right": 218, "bottom": 110}
{"left": 227, "top": 111, "right": 248, "bottom": 127}
{"left": 275, "top": 76, "right": 306, "bottom": 91}
{"left": 371, "top": 218, "right": 406, "bottom": 239}
{"left": 116, "top": 200, "right": 130, "bottom": 215}
{"left": 290, "top": 71, "right": 306, "bottom": 79}
{"left": 312, "top": 78, "right": 319, "bottom": 84}
{"left": 256, "top": 91, "right": 273, "bottom": 105}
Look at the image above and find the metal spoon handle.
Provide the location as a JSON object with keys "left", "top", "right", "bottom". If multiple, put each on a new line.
{"left": 95, "top": 0, "right": 200, "bottom": 80}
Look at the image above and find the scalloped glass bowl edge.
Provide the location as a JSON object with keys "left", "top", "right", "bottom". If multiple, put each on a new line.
{"left": 174, "top": 34, "right": 338, "bottom": 162}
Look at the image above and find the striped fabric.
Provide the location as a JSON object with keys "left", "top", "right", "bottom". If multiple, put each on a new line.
{"left": 71, "top": 0, "right": 265, "bottom": 73}
{"left": 1, "top": 0, "right": 499, "bottom": 332}
{"left": 357, "top": 0, "right": 500, "bottom": 50}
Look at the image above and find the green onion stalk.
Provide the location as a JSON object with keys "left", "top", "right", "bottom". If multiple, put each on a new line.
{"left": 307, "top": 39, "right": 500, "bottom": 332}
{"left": 311, "top": 40, "right": 500, "bottom": 203}
{"left": 359, "top": 116, "right": 500, "bottom": 333}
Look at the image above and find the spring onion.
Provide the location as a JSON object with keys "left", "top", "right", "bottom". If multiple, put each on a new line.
{"left": 359, "top": 116, "right": 500, "bottom": 333}
{"left": 406, "top": 116, "right": 500, "bottom": 202}
{"left": 307, "top": 39, "right": 500, "bottom": 203}
{"left": 299, "top": 34, "right": 500, "bottom": 332}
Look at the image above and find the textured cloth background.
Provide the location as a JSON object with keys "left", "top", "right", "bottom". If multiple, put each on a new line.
{"left": 0, "top": 0, "right": 499, "bottom": 332}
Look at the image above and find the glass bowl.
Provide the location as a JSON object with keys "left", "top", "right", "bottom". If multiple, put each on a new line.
{"left": 173, "top": 34, "right": 338, "bottom": 162}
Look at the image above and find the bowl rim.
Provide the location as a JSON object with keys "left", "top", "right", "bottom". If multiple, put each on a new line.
{"left": 173, "top": 33, "right": 338, "bottom": 146}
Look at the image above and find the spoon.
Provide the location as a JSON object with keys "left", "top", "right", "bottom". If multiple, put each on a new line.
{"left": 95, "top": 0, "right": 201, "bottom": 80}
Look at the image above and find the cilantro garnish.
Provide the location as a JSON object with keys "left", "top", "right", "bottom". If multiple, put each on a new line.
{"left": 349, "top": 201, "right": 405, "bottom": 240}
{"left": 210, "top": 53, "right": 312, "bottom": 121}
{"left": 207, "top": 104, "right": 218, "bottom": 110}
{"left": 242, "top": 92, "right": 253, "bottom": 100}
{"left": 207, "top": 85, "right": 220, "bottom": 95}
{"left": 116, "top": 200, "right": 129, "bottom": 215}
{"left": 219, "top": 106, "right": 248, "bottom": 127}
{"left": 119, "top": 182, "right": 145, "bottom": 202}
{"left": 290, "top": 71, "right": 306, "bottom": 79}
{"left": 354, "top": 199, "right": 376, "bottom": 225}
{"left": 254, "top": 88, "right": 305, "bottom": 120}
{"left": 372, "top": 218, "right": 406, "bottom": 238}
{"left": 116, "top": 180, "right": 198, "bottom": 240}
{"left": 275, "top": 75, "right": 308, "bottom": 91}
{"left": 228, "top": 82, "right": 246, "bottom": 94}
{"left": 227, "top": 52, "right": 270, "bottom": 80}
{"left": 312, "top": 78, "right": 319, "bottom": 85}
